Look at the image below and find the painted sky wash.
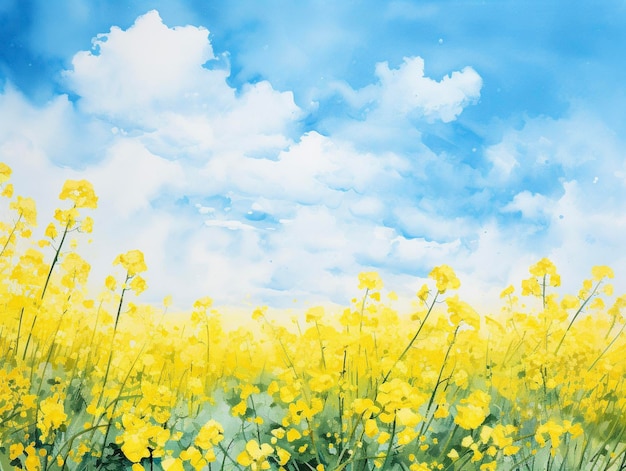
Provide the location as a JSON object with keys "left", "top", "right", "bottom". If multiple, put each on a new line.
{"left": 1, "top": 2, "right": 625, "bottom": 308}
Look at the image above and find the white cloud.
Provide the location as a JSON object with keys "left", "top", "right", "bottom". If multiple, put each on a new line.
{"left": 65, "top": 9, "right": 301, "bottom": 162}
{"left": 65, "top": 10, "right": 220, "bottom": 118}
{"left": 374, "top": 57, "right": 482, "bottom": 123}
{"left": 501, "top": 191, "right": 553, "bottom": 219}
{"left": 83, "top": 138, "right": 185, "bottom": 218}
{"left": 323, "top": 56, "right": 482, "bottom": 153}
{"left": 328, "top": 56, "right": 482, "bottom": 126}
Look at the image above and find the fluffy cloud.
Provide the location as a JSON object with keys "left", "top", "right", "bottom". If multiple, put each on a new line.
{"left": 65, "top": 10, "right": 220, "bottom": 118}
{"left": 374, "top": 56, "right": 482, "bottom": 123}
{"left": 65, "top": 10, "right": 301, "bottom": 161}
{"left": 327, "top": 56, "right": 482, "bottom": 122}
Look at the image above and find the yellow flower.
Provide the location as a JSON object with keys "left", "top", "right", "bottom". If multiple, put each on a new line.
{"left": 455, "top": 403, "right": 488, "bottom": 430}
{"left": 309, "top": 372, "right": 335, "bottom": 393}
{"left": 535, "top": 421, "right": 565, "bottom": 453}
{"left": 305, "top": 306, "right": 325, "bottom": 323}
{"left": 429, "top": 265, "right": 461, "bottom": 294}
{"left": 352, "top": 398, "right": 381, "bottom": 418}
{"left": 364, "top": 419, "right": 379, "bottom": 437}
{"left": 396, "top": 407, "right": 422, "bottom": 427}
{"left": 81, "top": 216, "right": 94, "bottom": 233}
{"left": 275, "top": 446, "right": 291, "bottom": 466}
{"left": 480, "top": 461, "right": 497, "bottom": 471}
{"left": 58, "top": 179, "right": 98, "bottom": 208}
{"left": 10, "top": 196, "right": 37, "bottom": 226}
{"left": 271, "top": 428, "right": 286, "bottom": 439}
{"left": 358, "top": 271, "right": 383, "bottom": 291}
{"left": 38, "top": 394, "right": 68, "bottom": 442}
{"left": 434, "top": 403, "right": 450, "bottom": 419}
{"left": 10, "top": 443, "right": 24, "bottom": 460}
{"left": 529, "top": 258, "right": 557, "bottom": 277}
{"left": 193, "top": 296, "right": 214, "bottom": 310}
{"left": 240, "top": 383, "right": 261, "bottom": 400}
{"left": 2, "top": 182, "right": 14, "bottom": 198}
{"left": 24, "top": 445, "right": 41, "bottom": 471}
{"left": 417, "top": 284, "right": 430, "bottom": 302}
{"left": 61, "top": 252, "right": 91, "bottom": 287}
{"left": 560, "top": 295, "right": 579, "bottom": 310}
{"left": 591, "top": 265, "right": 614, "bottom": 281}
{"left": 499, "top": 285, "right": 514, "bottom": 298}
{"left": 180, "top": 446, "right": 206, "bottom": 471}
{"left": 267, "top": 381, "right": 279, "bottom": 396}
{"left": 480, "top": 425, "right": 493, "bottom": 444}
{"left": 521, "top": 277, "right": 541, "bottom": 296}
{"left": 563, "top": 421, "right": 583, "bottom": 439}
{"left": 105, "top": 275, "right": 117, "bottom": 291}
{"left": 232, "top": 400, "right": 247, "bottom": 417}
{"left": 455, "top": 390, "right": 491, "bottom": 430}
{"left": 236, "top": 440, "right": 273, "bottom": 470}
{"left": 114, "top": 249, "right": 148, "bottom": 276}
{"left": 44, "top": 222, "right": 57, "bottom": 239}
{"left": 490, "top": 424, "right": 517, "bottom": 450}
{"left": 161, "top": 457, "right": 185, "bottom": 471}
{"left": 0, "top": 162, "right": 12, "bottom": 183}
{"left": 446, "top": 295, "right": 480, "bottom": 330}
{"left": 129, "top": 275, "right": 148, "bottom": 295}
{"left": 286, "top": 428, "right": 301, "bottom": 442}
{"left": 195, "top": 419, "right": 224, "bottom": 450}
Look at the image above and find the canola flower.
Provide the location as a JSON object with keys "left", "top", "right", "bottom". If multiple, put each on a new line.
{"left": 0, "top": 162, "right": 625, "bottom": 471}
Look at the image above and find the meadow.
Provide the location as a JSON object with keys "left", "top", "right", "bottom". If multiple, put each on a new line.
{"left": 0, "top": 162, "right": 624, "bottom": 471}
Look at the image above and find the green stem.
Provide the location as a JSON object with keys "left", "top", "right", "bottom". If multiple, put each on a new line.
{"left": 555, "top": 280, "right": 601, "bottom": 355}
{"left": 97, "top": 278, "right": 129, "bottom": 408}
{"left": 587, "top": 322, "right": 625, "bottom": 372}
{"left": 381, "top": 417, "right": 397, "bottom": 471}
{"left": 22, "top": 219, "right": 71, "bottom": 361}
{"left": 0, "top": 213, "right": 21, "bottom": 258}
{"left": 382, "top": 292, "right": 439, "bottom": 383}
{"left": 419, "top": 326, "right": 459, "bottom": 437}
{"left": 315, "top": 321, "right": 327, "bottom": 370}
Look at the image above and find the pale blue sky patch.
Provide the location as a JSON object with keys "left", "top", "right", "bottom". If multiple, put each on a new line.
{"left": 1, "top": 2, "right": 626, "bottom": 310}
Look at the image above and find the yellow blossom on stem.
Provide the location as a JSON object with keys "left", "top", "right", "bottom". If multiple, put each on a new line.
{"left": 591, "top": 265, "right": 614, "bottom": 281}
{"left": 58, "top": 179, "right": 98, "bottom": 208}
{"left": 429, "top": 264, "right": 460, "bottom": 294}
{"left": 236, "top": 440, "right": 273, "bottom": 470}
{"left": 195, "top": 419, "right": 224, "bottom": 450}
{"left": 306, "top": 306, "right": 325, "bottom": 323}
{"left": 10, "top": 196, "right": 37, "bottom": 227}
{"left": 446, "top": 295, "right": 480, "bottom": 330}
{"left": 114, "top": 249, "right": 148, "bottom": 276}
{"left": 358, "top": 271, "right": 383, "bottom": 291}
{"left": 37, "top": 394, "right": 68, "bottom": 442}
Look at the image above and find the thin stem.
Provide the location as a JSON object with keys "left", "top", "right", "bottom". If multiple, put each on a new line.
{"left": 22, "top": 219, "right": 71, "bottom": 361}
{"left": 555, "top": 280, "right": 601, "bottom": 354}
{"left": 382, "top": 292, "right": 439, "bottom": 383}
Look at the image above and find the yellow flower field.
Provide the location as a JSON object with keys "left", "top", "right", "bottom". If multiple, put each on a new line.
{"left": 0, "top": 162, "right": 624, "bottom": 470}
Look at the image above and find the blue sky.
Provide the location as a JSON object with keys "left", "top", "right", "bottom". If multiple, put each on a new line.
{"left": 2, "top": 1, "right": 626, "bottom": 310}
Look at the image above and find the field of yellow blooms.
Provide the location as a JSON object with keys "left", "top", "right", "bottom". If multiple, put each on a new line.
{"left": 0, "top": 162, "right": 625, "bottom": 471}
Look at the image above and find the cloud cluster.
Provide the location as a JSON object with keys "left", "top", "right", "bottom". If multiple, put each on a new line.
{"left": 2, "top": 9, "right": 625, "bottom": 312}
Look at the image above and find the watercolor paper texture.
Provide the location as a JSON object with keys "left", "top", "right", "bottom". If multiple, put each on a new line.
{"left": 1, "top": 3, "right": 626, "bottom": 471}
